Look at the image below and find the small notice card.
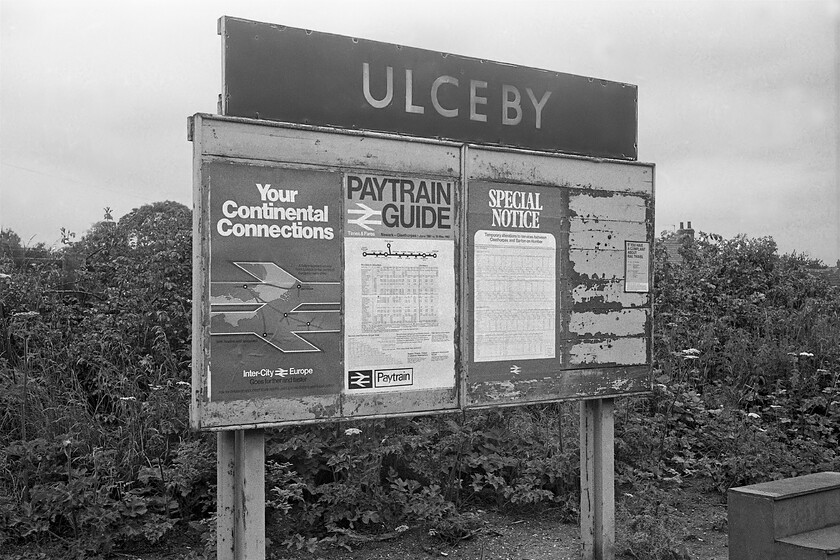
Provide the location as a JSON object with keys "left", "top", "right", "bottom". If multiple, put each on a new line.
{"left": 625, "top": 241, "right": 650, "bottom": 293}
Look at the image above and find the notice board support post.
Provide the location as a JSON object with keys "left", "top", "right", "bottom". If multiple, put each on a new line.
{"left": 217, "top": 429, "right": 265, "bottom": 560}
{"left": 580, "top": 398, "right": 615, "bottom": 560}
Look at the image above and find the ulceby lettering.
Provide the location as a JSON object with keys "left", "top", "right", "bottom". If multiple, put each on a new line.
{"left": 362, "top": 63, "right": 552, "bottom": 129}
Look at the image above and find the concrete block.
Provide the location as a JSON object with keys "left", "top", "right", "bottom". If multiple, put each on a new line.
{"left": 776, "top": 524, "right": 840, "bottom": 560}
{"left": 728, "top": 472, "right": 840, "bottom": 560}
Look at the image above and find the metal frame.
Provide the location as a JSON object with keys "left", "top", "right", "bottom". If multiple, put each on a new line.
{"left": 191, "top": 113, "right": 655, "bottom": 431}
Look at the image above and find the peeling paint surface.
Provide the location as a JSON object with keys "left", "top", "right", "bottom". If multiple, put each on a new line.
{"left": 569, "top": 338, "right": 647, "bottom": 366}
{"left": 464, "top": 145, "right": 653, "bottom": 409}
{"left": 572, "top": 281, "right": 648, "bottom": 307}
{"left": 569, "top": 248, "right": 626, "bottom": 279}
{"left": 469, "top": 149, "right": 653, "bottom": 195}
{"left": 569, "top": 309, "right": 648, "bottom": 337}
{"left": 569, "top": 193, "right": 648, "bottom": 222}
{"left": 569, "top": 220, "right": 647, "bottom": 251}
{"left": 192, "top": 117, "right": 654, "bottom": 428}
{"left": 468, "top": 365, "right": 650, "bottom": 405}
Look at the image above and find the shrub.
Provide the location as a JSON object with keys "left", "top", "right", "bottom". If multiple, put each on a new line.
{"left": 2, "top": 207, "right": 839, "bottom": 556}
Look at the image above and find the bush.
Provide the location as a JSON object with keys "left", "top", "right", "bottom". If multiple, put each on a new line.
{"left": 263, "top": 407, "right": 580, "bottom": 551}
{"left": 0, "top": 204, "right": 213, "bottom": 554}
{"left": 2, "top": 207, "right": 839, "bottom": 556}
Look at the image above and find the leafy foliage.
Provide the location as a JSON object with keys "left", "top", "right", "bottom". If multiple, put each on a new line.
{"left": 1, "top": 209, "right": 839, "bottom": 558}
{"left": 613, "top": 231, "right": 840, "bottom": 558}
{"left": 264, "top": 407, "right": 579, "bottom": 550}
{"left": 0, "top": 204, "right": 212, "bottom": 555}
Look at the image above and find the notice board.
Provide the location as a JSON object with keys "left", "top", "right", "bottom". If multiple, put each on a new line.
{"left": 464, "top": 148, "right": 653, "bottom": 408}
{"left": 190, "top": 114, "right": 654, "bottom": 430}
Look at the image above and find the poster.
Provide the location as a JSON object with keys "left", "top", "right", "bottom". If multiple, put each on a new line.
{"left": 208, "top": 163, "right": 342, "bottom": 401}
{"left": 467, "top": 181, "right": 564, "bottom": 382}
{"left": 625, "top": 241, "right": 650, "bottom": 292}
{"left": 473, "top": 230, "right": 556, "bottom": 362}
{"left": 343, "top": 173, "right": 456, "bottom": 393}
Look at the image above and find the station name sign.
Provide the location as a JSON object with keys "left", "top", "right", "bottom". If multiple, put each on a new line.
{"left": 219, "top": 17, "right": 638, "bottom": 160}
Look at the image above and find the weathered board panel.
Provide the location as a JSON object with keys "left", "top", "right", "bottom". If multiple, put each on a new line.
{"left": 569, "top": 338, "right": 648, "bottom": 367}
{"left": 192, "top": 114, "right": 461, "bottom": 430}
{"left": 569, "top": 249, "right": 628, "bottom": 280}
{"left": 465, "top": 146, "right": 653, "bottom": 408}
{"left": 569, "top": 193, "right": 648, "bottom": 222}
{"left": 569, "top": 220, "right": 648, "bottom": 251}
{"left": 568, "top": 310, "right": 648, "bottom": 338}
{"left": 197, "top": 117, "right": 461, "bottom": 175}
{"left": 571, "top": 280, "right": 649, "bottom": 308}
{"left": 467, "top": 147, "right": 653, "bottom": 195}
{"left": 199, "top": 394, "right": 342, "bottom": 430}
{"left": 467, "top": 365, "right": 650, "bottom": 407}
{"left": 192, "top": 115, "right": 653, "bottom": 429}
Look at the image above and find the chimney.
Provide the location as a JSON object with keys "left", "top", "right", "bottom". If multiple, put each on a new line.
{"left": 677, "top": 220, "right": 695, "bottom": 243}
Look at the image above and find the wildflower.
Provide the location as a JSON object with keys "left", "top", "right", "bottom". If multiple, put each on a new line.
{"left": 799, "top": 352, "right": 814, "bottom": 358}
{"left": 119, "top": 396, "right": 137, "bottom": 402}
{"left": 395, "top": 525, "right": 409, "bottom": 533}
{"left": 344, "top": 427, "right": 361, "bottom": 436}
{"left": 747, "top": 412, "right": 760, "bottom": 419}
{"left": 679, "top": 348, "right": 700, "bottom": 360}
{"left": 12, "top": 311, "right": 39, "bottom": 318}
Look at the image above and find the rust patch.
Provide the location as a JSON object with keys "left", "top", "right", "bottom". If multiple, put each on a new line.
{"left": 307, "top": 401, "right": 339, "bottom": 418}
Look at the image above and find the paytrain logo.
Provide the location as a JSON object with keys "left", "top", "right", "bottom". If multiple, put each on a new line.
{"left": 347, "top": 368, "right": 413, "bottom": 390}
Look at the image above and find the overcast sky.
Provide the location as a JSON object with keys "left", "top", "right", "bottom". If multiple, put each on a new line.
{"left": 1, "top": 0, "right": 838, "bottom": 264}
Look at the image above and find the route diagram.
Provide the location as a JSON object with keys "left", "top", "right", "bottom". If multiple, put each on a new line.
{"left": 210, "top": 262, "right": 340, "bottom": 352}
{"left": 362, "top": 243, "right": 437, "bottom": 259}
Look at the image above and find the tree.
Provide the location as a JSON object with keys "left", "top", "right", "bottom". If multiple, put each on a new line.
{"left": 58, "top": 202, "right": 193, "bottom": 403}
{"left": 653, "top": 231, "right": 840, "bottom": 389}
{"left": 0, "top": 228, "right": 52, "bottom": 267}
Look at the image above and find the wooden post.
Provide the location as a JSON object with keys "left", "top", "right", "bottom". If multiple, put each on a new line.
{"left": 217, "top": 429, "right": 265, "bottom": 560}
{"left": 217, "top": 431, "right": 236, "bottom": 560}
{"left": 580, "top": 398, "right": 615, "bottom": 560}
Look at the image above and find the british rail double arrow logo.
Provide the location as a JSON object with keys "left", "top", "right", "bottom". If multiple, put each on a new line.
{"left": 346, "top": 202, "right": 382, "bottom": 231}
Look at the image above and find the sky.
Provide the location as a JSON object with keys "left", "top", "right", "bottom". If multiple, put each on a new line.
{"left": 1, "top": 0, "right": 838, "bottom": 264}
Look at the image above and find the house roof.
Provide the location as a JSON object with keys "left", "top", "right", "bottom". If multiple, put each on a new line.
{"left": 807, "top": 265, "right": 840, "bottom": 288}
{"left": 662, "top": 222, "right": 695, "bottom": 265}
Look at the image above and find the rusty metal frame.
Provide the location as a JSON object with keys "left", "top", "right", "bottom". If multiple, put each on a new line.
{"left": 191, "top": 114, "right": 654, "bottom": 431}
